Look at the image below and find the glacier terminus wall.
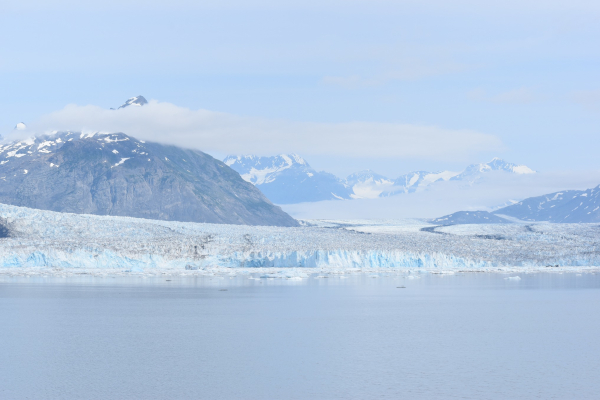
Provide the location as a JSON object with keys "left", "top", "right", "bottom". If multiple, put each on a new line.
{"left": 1, "top": 204, "right": 599, "bottom": 274}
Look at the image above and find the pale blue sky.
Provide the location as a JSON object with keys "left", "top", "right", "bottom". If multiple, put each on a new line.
{"left": 1, "top": 0, "right": 599, "bottom": 177}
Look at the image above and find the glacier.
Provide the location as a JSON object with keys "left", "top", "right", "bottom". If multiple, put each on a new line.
{"left": 1, "top": 203, "right": 599, "bottom": 276}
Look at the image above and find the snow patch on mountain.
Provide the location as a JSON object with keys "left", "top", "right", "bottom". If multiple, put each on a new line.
{"left": 422, "top": 170, "right": 461, "bottom": 183}
{"left": 512, "top": 165, "right": 535, "bottom": 174}
{"left": 390, "top": 171, "right": 443, "bottom": 194}
{"left": 347, "top": 170, "right": 395, "bottom": 199}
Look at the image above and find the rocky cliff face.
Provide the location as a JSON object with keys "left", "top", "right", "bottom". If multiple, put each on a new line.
{"left": 0, "top": 131, "right": 298, "bottom": 227}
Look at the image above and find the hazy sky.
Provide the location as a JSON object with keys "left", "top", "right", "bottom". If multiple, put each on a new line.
{"left": 1, "top": 0, "right": 599, "bottom": 177}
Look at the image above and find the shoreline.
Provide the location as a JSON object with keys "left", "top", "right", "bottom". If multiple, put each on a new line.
{"left": 1, "top": 265, "right": 599, "bottom": 280}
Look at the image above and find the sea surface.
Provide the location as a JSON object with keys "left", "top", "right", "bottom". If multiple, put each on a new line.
{"left": 1, "top": 272, "right": 599, "bottom": 399}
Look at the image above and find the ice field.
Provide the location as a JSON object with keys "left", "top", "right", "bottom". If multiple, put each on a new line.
{"left": 1, "top": 203, "right": 600, "bottom": 277}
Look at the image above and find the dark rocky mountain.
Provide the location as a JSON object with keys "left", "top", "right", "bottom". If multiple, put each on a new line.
{"left": 430, "top": 211, "right": 511, "bottom": 225}
{"left": 431, "top": 185, "right": 600, "bottom": 224}
{"left": 494, "top": 186, "right": 600, "bottom": 223}
{"left": 0, "top": 131, "right": 297, "bottom": 226}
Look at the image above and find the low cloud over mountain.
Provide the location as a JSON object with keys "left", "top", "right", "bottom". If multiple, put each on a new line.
{"left": 13, "top": 99, "right": 503, "bottom": 161}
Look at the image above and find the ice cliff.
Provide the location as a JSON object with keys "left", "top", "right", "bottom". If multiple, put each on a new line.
{"left": 1, "top": 203, "right": 599, "bottom": 272}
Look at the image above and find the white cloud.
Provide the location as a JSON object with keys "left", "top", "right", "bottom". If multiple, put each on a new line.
{"left": 16, "top": 100, "right": 503, "bottom": 159}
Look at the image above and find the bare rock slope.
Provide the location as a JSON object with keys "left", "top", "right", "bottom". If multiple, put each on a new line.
{"left": 0, "top": 131, "right": 297, "bottom": 227}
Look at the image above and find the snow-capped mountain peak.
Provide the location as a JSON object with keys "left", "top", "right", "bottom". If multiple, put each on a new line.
{"left": 346, "top": 170, "right": 395, "bottom": 199}
{"left": 15, "top": 122, "right": 27, "bottom": 131}
{"left": 487, "top": 157, "right": 535, "bottom": 174}
{"left": 346, "top": 170, "right": 391, "bottom": 185}
{"left": 273, "top": 153, "right": 307, "bottom": 169}
{"left": 118, "top": 95, "right": 148, "bottom": 109}
{"left": 223, "top": 154, "right": 309, "bottom": 185}
{"left": 451, "top": 158, "right": 535, "bottom": 183}
{"left": 224, "top": 154, "right": 352, "bottom": 203}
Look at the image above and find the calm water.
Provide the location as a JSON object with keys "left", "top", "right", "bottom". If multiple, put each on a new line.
{"left": 1, "top": 273, "right": 599, "bottom": 399}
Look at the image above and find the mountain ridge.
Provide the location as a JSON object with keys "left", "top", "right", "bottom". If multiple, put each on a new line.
{"left": 225, "top": 154, "right": 536, "bottom": 204}
{"left": 494, "top": 185, "right": 600, "bottom": 223}
{"left": 0, "top": 131, "right": 298, "bottom": 226}
{"left": 430, "top": 184, "right": 600, "bottom": 224}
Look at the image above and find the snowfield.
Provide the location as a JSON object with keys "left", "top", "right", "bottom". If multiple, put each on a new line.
{"left": 1, "top": 203, "right": 599, "bottom": 277}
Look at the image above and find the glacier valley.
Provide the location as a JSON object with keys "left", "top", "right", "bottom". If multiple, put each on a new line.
{"left": 1, "top": 203, "right": 600, "bottom": 277}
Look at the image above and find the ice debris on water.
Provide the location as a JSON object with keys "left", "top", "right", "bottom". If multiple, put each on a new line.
{"left": 0, "top": 203, "right": 600, "bottom": 277}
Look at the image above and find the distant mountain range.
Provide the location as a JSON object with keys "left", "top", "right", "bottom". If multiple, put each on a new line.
{"left": 431, "top": 185, "right": 600, "bottom": 224}
{"left": 225, "top": 154, "right": 536, "bottom": 204}
{"left": 0, "top": 129, "right": 297, "bottom": 227}
{"left": 4, "top": 95, "right": 545, "bottom": 225}
{"left": 224, "top": 154, "right": 353, "bottom": 204}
